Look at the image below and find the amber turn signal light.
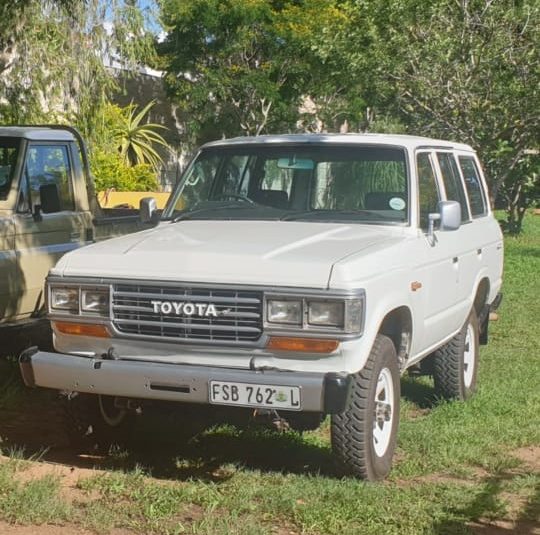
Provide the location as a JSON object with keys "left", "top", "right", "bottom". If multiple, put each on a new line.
{"left": 53, "top": 321, "right": 111, "bottom": 338}
{"left": 266, "top": 337, "right": 339, "bottom": 353}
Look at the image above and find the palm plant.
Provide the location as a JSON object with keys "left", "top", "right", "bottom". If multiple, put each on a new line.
{"left": 113, "top": 100, "right": 169, "bottom": 170}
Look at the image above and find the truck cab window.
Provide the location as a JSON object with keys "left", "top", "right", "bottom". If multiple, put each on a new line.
{"left": 25, "top": 145, "right": 75, "bottom": 212}
{"left": 417, "top": 152, "right": 441, "bottom": 230}
{"left": 0, "top": 138, "right": 20, "bottom": 200}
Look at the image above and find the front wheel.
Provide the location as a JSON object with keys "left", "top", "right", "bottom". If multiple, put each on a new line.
{"left": 432, "top": 310, "right": 479, "bottom": 400}
{"left": 59, "top": 393, "right": 133, "bottom": 451}
{"left": 331, "top": 335, "right": 400, "bottom": 481}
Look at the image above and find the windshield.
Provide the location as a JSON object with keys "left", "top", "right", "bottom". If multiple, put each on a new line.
{"left": 163, "top": 144, "right": 409, "bottom": 224}
{"left": 0, "top": 138, "right": 20, "bottom": 201}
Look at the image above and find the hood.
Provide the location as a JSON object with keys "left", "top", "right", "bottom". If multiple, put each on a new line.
{"left": 53, "top": 220, "right": 407, "bottom": 288}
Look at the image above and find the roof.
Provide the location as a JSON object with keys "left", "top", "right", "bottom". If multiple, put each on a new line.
{"left": 203, "top": 133, "right": 474, "bottom": 152}
{"left": 0, "top": 127, "right": 75, "bottom": 142}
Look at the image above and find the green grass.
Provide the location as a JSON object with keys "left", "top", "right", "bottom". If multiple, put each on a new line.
{"left": 0, "top": 458, "right": 72, "bottom": 525}
{"left": 0, "top": 213, "right": 539, "bottom": 534}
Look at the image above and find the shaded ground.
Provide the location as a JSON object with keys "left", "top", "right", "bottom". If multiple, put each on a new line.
{"left": 0, "top": 370, "right": 337, "bottom": 480}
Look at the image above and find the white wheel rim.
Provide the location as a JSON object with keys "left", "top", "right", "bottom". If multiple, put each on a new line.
{"left": 98, "top": 396, "right": 126, "bottom": 427}
{"left": 463, "top": 324, "right": 475, "bottom": 388}
{"left": 373, "top": 367, "right": 394, "bottom": 457}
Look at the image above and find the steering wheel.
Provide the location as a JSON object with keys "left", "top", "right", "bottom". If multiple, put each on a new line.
{"left": 215, "top": 193, "right": 256, "bottom": 205}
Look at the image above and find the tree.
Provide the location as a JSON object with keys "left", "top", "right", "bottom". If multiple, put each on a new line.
{"left": 0, "top": 0, "right": 154, "bottom": 136}
{"left": 158, "top": 0, "right": 348, "bottom": 143}
{"left": 353, "top": 0, "right": 539, "bottom": 231}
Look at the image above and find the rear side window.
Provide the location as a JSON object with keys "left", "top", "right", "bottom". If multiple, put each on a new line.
{"left": 436, "top": 152, "right": 469, "bottom": 222}
{"left": 458, "top": 156, "right": 487, "bottom": 217}
{"left": 416, "top": 152, "right": 441, "bottom": 230}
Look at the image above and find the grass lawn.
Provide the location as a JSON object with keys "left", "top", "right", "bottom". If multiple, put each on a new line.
{"left": 0, "top": 213, "right": 538, "bottom": 535}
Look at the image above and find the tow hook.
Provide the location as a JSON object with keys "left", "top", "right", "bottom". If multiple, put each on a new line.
{"left": 253, "top": 409, "right": 291, "bottom": 432}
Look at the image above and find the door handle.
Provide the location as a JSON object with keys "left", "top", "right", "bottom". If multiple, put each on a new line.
{"left": 453, "top": 257, "right": 458, "bottom": 264}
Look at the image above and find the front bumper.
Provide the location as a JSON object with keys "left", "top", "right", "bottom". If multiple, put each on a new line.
{"left": 19, "top": 348, "right": 352, "bottom": 414}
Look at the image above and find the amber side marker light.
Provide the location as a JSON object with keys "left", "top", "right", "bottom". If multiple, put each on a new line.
{"left": 267, "top": 337, "right": 339, "bottom": 353}
{"left": 53, "top": 322, "right": 111, "bottom": 338}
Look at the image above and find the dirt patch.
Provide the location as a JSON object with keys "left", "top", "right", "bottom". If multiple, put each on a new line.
{"left": 0, "top": 521, "right": 134, "bottom": 535}
{"left": 512, "top": 446, "right": 540, "bottom": 471}
{"left": 469, "top": 519, "right": 540, "bottom": 534}
{"left": 3, "top": 455, "right": 104, "bottom": 504}
{"left": 467, "top": 447, "right": 540, "bottom": 535}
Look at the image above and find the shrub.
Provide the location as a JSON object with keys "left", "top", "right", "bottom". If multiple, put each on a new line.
{"left": 90, "top": 150, "right": 159, "bottom": 192}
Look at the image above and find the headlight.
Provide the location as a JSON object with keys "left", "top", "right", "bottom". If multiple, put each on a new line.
{"left": 50, "top": 287, "right": 79, "bottom": 312}
{"left": 81, "top": 289, "right": 109, "bottom": 314}
{"left": 307, "top": 300, "right": 344, "bottom": 327}
{"left": 265, "top": 293, "right": 365, "bottom": 335}
{"left": 267, "top": 299, "right": 302, "bottom": 325}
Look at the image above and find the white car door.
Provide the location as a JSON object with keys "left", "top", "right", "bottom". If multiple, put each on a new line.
{"left": 410, "top": 151, "right": 463, "bottom": 355}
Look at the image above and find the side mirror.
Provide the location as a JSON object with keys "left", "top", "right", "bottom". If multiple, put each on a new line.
{"left": 427, "top": 200, "right": 461, "bottom": 245}
{"left": 40, "top": 183, "right": 61, "bottom": 214}
{"left": 439, "top": 200, "right": 461, "bottom": 231}
{"left": 140, "top": 197, "right": 157, "bottom": 223}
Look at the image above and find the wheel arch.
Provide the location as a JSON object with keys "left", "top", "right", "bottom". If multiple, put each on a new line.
{"left": 377, "top": 305, "right": 413, "bottom": 368}
{"left": 473, "top": 276, "right": 491, "bottom": 344}
{"left": 473, "top": 277, "right": 490, "bottom": 316}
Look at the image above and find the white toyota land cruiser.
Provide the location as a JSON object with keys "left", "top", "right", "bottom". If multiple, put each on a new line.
{"left": 20, "top": 134, "right": 503, "bottom": 480}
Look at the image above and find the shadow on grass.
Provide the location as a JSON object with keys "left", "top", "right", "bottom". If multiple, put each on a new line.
{"left": 0, "top": 362, "right": 337, "bottom": 482}
{"left": 101, "top": 418, "right": 336, "bottom": 481}
{"left": 400, "top": 374, "right": 438, "bottom": 409}
{"left": 433, "top": 472, "right": 540, "bottom": 534}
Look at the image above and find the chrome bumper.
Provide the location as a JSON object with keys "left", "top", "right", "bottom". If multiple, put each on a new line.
{"left": 19, "top": 348, "right": 352, "bottom": 413}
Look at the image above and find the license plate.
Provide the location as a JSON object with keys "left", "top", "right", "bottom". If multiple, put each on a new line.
{"left": 209, "top": 381, "right": 301, "bottom": 410}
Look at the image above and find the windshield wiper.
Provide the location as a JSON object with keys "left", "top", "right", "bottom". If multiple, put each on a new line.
{"left": 171, "top": 201, "right": 259, "bottom": 223}
{"left": 280, "top": 209, "right": 381, "bottom": 221}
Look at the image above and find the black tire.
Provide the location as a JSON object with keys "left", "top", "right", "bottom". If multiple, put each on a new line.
{"left": 432, "top": 310, "right": 479, "bottom": 400}
{"left": 59, "top": 392, "right": 133, "bottom": 452}
{"left": 331, "top": 335, "right": 400, "bottom": 481}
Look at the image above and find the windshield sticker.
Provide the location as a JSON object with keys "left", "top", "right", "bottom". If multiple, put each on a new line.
{"left": 389, "top": 197, "right": 406, "bottom": 210}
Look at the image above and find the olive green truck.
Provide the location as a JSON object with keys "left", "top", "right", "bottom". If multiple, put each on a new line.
{"left": 0, "top": 126, "right": 156, "bottom": 342}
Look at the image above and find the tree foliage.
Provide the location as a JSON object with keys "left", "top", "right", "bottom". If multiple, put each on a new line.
{"left": 0, "top": 0, "right": 165, "bottom": 193}
{"left": 0, "top": 0, "right": 154, "bottom": 138}
{"left": 363, "top": 0, "right": 539, "bottom": 216}
{"left": 158, "top": 0, "right": 348, "bottom": 141}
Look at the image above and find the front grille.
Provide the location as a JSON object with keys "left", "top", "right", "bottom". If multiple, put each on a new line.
{"left": 111, "top": 283, "right": 263, "bottom": 343}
